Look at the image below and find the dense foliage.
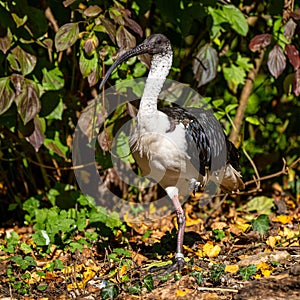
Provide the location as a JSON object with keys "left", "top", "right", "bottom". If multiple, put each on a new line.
{"left": 0, "top": 0, "right": 300, "bottom": 298}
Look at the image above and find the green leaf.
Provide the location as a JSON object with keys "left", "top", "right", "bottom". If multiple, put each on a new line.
{"left": 239, "top": 264, "right": 257, "bottom": 280}
{"left": 20, "top": 242, "right": 32, "bottom": 254}
{"left": 115, "top": 131, "right": 135, "bottom": 164}
{"left": 223, "top": 64, "right": 246, "bottom": 86}
{"left": 79, "top": 51, "right": 98, "bottom": 78}
{"left": 44, "top": 132, "right": 69, "bottom": 158}
{"left": 101, "top": 285, "right": 119, "bottom": 300}
{"left": 213, "top": 229, "right": 226, "bottom": 241}
{"left": 128, "top": 284, "right": 141, "bottom": 295}
{"left": 225, "top": 103, "right": 238, "bottom": 113}
{"left": 8, "top": 46, "right": 37, "bottom": 75}
{"left": 0, "top": 77, "right": 15, "bottom": 115}
{"left": 37, "top": 284, "right": 48, "bottom": 291}
{"left": 212, "top": 99, "right": 224, "bottom": 107}
{"left": 246, "top": 116, "right": 260, "bottom": 125}
{"left": 55, "top": 22, "right": 79, "bottom": 52}
{"left": 42, "top": 68, "right": 64, "bottom": 91}
{"left": 246, "top": 196, "right": 274, "bottom": 214}
{"left": 210, "top": 263, "right": 225, "bottom": 283}
{"left": 252, "top": 214, "right": 270, "bottom": 235}
{"left": 223, "top": 5, "right": 248, "bottom": 36}
{"left": 143, "top": 274, "right": 154, "bottom": 292}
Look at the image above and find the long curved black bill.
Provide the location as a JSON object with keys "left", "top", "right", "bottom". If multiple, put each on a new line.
{"left": 99, "top": 43, "right": 146, "bottom": 91}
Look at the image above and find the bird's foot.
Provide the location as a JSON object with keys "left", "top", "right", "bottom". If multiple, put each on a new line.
{"left": 163, "top": 253, "right": 185, "bottom": 273}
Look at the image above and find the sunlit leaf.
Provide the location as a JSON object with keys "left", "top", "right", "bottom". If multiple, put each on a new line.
{"left": 246, "top": 196, "right": 274, "bottom": 214}
{"left": 0, "top": 77, "right": 15, "bottom": 115}
{"left": 44, "top": 132, "right": 68, "bottom": 158}
{"left": 79, "top": 51, "right": 98, "bottom": 78}
{"left": 42, "top": 67, "right": 65, "bottom": 91}
{"left": 55, "top": 22, "right": 79, "bottom": 51}
{"left": 203, "top": 241, "right": 221, "bottom": 258}
{"left": 249, "top": 34, "right": 272, "bottom": 52}
{"left": 285, "top": 44, "right": 300, "bottom": 71}
{"left": 223, "top": 5, "right": 248, "bottom": 36}
{"left": 252, "top": 214, "right": 270, "bottom": 235}
{"left": 176, "top": 288, "right": 190, "bottom": 297}
{"left": 8, "top": 46, "right": 37, "bottom": 75}
{"left": 193, "top": 44, "right": 218, "bottom": 87}
{"left": 245, "top": 116, "right": 260, "bottom": 125}
{"left": 225, "top": 264, "right": 239, "bottom": 273}
{"left": 267, "top": 45, "right": 286, "bottom": 78}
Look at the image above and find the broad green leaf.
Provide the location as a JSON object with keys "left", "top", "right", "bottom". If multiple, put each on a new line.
{"left": 225, "top": 103, "right": 238, "bottom": 113}
{"left": 246, "top": 116, "right": 260, "bottom": 125}
{"left": 246, "top": 196, "right": 274, "bottom": 214}
{"left": 55, "top": 22, "right": 79, "bottom": 51}
{"left": 79, "top": 51, "right": 98, "bottom": 78}
{"left": 42, "top": 68, "right": 64, "bottom": 91}
{"left": 101, "top": 285, "right": 119, "bottom": 300}
{"left": 0, "top": 77, "right": 15, "bottom": 115}
{"left": 252, "top": 214, "right": 270, "bottom": 235}
{"left": 8, "top": 46, "right": 37, "bottom": 75}
{"left": 223, "top": 5, "right": 248, "bottom": 36}
{"left": 44, "top": 132, "right": 69, "bottom": 158}
{"left": 45, "top": 98, "right": 64, "bottom": 120}
{"left": 128, "top": 284, "right": 141, "bottom": 295}
{"left": 223, "top": 64, "right": 246, "bottom": 86}
{"left": 115, "top": 131, "right": 135, "bottom": 164}
{"left": 212, "top": 99, "right": 224, "bottom": 107}
{"left": 143, "top": 274, "right": 154, "bottom": 292}
{"left": 239, "top": 264, "right": 257, "bottom": 280}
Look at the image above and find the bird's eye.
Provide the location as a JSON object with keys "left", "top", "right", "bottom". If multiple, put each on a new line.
{"left": 157, "top": 39, "right": 162, "bottom": 44}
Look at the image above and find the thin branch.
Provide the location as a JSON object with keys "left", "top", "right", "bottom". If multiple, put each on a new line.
{"left": 229, "top": 50, "right": 265, "bottom": 145}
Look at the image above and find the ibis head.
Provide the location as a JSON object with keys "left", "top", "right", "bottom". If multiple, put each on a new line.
{"left": 99, "top": 34, "right": 171, "bottom": 90}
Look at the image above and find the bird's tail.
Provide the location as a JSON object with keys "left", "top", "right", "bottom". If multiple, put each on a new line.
{"left": 219, "top": 164, "right": 245, "bottom": 193}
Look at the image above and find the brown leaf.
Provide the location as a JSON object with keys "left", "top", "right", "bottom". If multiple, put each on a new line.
{"left": 124, "top": 17, "right": 143, "bottom": 37}
{"left": 0, "top": 77, "right": 15, "bottom": 115}
{"left": 284, "top": 18, "right": 297, "bottom": 41}
{"left": 26, "top": 117, "right": 45, "bottom": 151}
{"left": 12, "top": 77, "right": 41, "bottom": 124}
{"left": 101, "top": 18, "right": 116, "bottom": 43}
{"left": 116, "top": 25, "right": 136, "bottom": 51}
{"left": 267, "top": 45, "right": 286, "bottom": 78}
{"left": 290, "top": 8, "right": 300, "bottom": 20}
{"left": 293, "top": 68, "right": 300, "bottom": 96}
{"left": 193, "top": 43, "right": 218, "bottom": 87}
{"left": 83, "top": 5, "right": 102, "bottom": 17}
{"left": 285, "top": 44, "right": 300, "bottom": 71}
{"left": 10, "top": 46, "right": 37, "bottom": 75}
{"left": 249, "top": 34, "right": 272, "bottom": 52}
{"left": 0, "top": 28, "right": 13, "bottom": 54}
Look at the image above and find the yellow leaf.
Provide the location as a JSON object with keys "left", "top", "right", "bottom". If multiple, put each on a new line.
{"left": 272, "top": 215, "right": 293, "bottom": 224}
{"left": 203, "top": 242, "right": 221, "bottom": 258}
{"left": 225, "top": 264, "right": 239, "bottom": 273}
{"left": 176, "top": 288, "right": 190, "bottom": 297}
{"left": 119, "top": 264, "right": 127, "bottom": 276}
{"left": 235, "top": 223, "right": 251, "bottom": 232}
{"left": 266, "top": 236, "right": 277, "bottom": 248}
{"left": 149, "top": 202, "right": 156, "bottom": 214}
{"left": 256, "top": 262, "right": 274, "bottom": 277}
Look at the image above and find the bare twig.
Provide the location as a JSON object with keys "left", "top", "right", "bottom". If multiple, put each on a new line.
{"left": 229, "top": 50, "right": 265, "bottom": 145}
{"left": 197, "top": 287, "right": 239, "bottom": 293}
